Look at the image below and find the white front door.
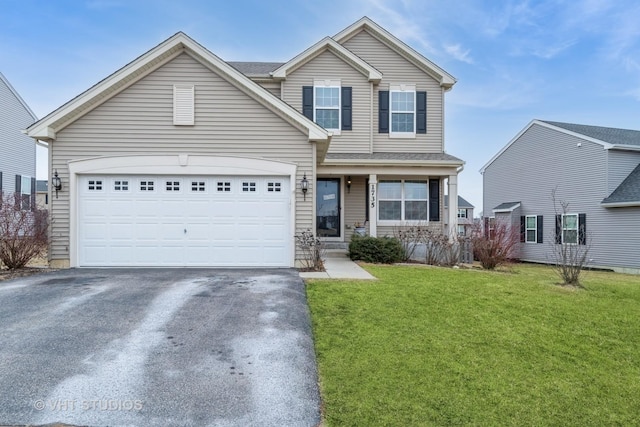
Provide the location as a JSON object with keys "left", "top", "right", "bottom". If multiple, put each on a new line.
{"left": 78, "top": 175, "right": 290, "bottom": 267}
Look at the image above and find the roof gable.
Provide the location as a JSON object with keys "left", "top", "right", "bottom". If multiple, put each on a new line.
{"left": 0, "top": 72, "right": 37, "bottom": 121}
{"left": 481, "top": 119, "right": 640, "bottom": 173}
{"left": 271, "top": 37, "right": 382, "bottom": 82}
{"left": 26, "top": 32, "right": 329, "bottom": 143}
{"left": 333, "top": 17, "right": 456, "bottom": 89}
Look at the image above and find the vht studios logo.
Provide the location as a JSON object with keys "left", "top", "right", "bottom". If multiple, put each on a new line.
{"left": 34, "top": 399, "right": 144, "bottom": 411}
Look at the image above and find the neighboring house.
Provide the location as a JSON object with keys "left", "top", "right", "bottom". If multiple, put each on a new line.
{"left": 26, "top": 17, "right": 464, "bottom": 268}
{"left": 0, "top": 72, "right": 37, "bottom": 209}
{"left": 481, "top": 119, "right": 640, "bottom": 274}
{"left": 444, "top": 195, "right": 474, "bottom": 236}
{"left": 36, "top": 180, "right": 48, "bottom": 209}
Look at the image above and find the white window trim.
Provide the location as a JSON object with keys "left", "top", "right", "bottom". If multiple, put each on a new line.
{"left": 457, "top": 208, "right": 467, "bottom": 218}
{"left": 313, "top": 79, "right": 341, "bottom": 135}
{"left": 525, "top": 215, "right": 537, "bottom": 243}
{"left": 562, "top": 213, "right": 579, "bottom": 245}
{"left": 389, "top": 83, "right": 416, "bottom": 139}
{"left": 377, "top": 179, "right": 429, "bottom": 225}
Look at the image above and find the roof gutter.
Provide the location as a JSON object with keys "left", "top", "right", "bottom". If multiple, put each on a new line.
{"left": 601, "top": 201, "right": 640, "bottom": 208}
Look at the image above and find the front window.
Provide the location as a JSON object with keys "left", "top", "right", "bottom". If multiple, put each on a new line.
{"left": 314, "top": 84, "right": 340, "bottom": 130}
{"left": 526, "top": 215, "right": 537, "bottom": 243}
{"left": 378, "top": 180, "right": 428, "bottom": 222}
{"left": 562, "top": 214, "right": 578, "bottom": 244}
{"left": 390, "top": 85, "right": 416, "bottom": 136}
{"left": 458, "top": 208, "right": 467, "bottom": 218}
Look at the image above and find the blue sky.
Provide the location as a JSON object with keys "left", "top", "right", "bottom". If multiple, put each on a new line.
{"left": 2, "top": 0, "right": 640, "bottom": 213}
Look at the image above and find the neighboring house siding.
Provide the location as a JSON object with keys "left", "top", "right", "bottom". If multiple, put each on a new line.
{"left": 0, "top": 74, "right": 37, "bottom": 194}
{"left": 606, "top": 149, "right": 640, "bottom": 194}
{"left": 50, "top": 53, "right": 313, "bottom": 262}
{"left": 282, "top": 50, "right": 371, "bottom": 153}
{"left": 341, "top": 30, "right": 443, "bottom": 153}
{"left": 484, "top": 123, "right": 640, "bottom": 271}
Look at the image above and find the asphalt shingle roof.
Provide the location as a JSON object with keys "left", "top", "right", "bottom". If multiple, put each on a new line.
{"left": 493, "top": 201, "right": 521, "bottom": 212}
{"left": 602, "top": 163, "right": 640, "bottom": 205}
{"left": 227, "top": 61, "right": 284, "bottom": 77}
{"left": 541, "top": 120, "right": 640, "bottom": 147}
{"left": 444, "top": 195, "right": 474, "bottom": 208}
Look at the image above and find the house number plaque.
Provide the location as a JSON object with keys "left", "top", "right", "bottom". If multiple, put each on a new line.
{"left": 369, "top": 183, "right": 376, "bottom": 208}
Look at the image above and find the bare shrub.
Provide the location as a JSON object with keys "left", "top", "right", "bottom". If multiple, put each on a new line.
{"left": 295, "top": 229, "right": 325, "bottom": 271}
{"left": 548, "top": 188, "right": 590, "bottom": 286}
{"left": 393, "top": 224, "right": 430, "bottom": 262}
{"left": 471, "top": 220, "right": 520, "bottom": 270}
{"left": 424, "top": 231, "right": 466, "bottom": 267}
{"left": 0, "top": 193, "right": 49, "bottom": 270}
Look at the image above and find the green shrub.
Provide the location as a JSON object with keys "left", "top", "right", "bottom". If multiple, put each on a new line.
{"left": 348, "top": 235, "right": 404, "bottom": 264}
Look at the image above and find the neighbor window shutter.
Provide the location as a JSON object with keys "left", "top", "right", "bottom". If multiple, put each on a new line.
{"left": 428, "top": 178, "right": 440, "bottom": 221}
{"left": 15, "top": 174, "right": 20, "bottom": 193}
{"left": 173, "top": 84, "right": 194, "bottom": 125}
{"left": 555, "top": 215, "right": 562, "bottom": 244}
{"left": 578, "top": 214, "right": 587, "bottom": 245}
{"left": 378, "top": 90, "right": 389, "bottom": 133}
{"left": 341, "top": 87, "right": 352, "bottom": 130}
{"left": 416, "top": 91, "right": 427, "bottom": 134}
{"left": 0, "top": 171, "right": 3, "bottom": 200}
{"left": 483, "top": 217, "right": 489, "bottom": 238}
{"left": 537, "top": 215, "right": 544, "bottom": 244}
{"left": 30, "top": 177, "right": 36, "bottom": 211}
{"left": 520, "top": 216, "right": 526, "bottom": 242}
{"left": 14, "top": 174, "right": 21, "bottom": 210}
{"left": 302, "top": 86, "right": 313, "bottom": 120}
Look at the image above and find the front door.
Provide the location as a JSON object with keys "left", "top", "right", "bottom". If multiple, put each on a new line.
{"left": 316, "top": 178, "right": 340, "bottom": 238}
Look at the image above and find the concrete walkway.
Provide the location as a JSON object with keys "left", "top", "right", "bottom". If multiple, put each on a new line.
{"left": 299, "top": 250, "right": 376, "bottom": 280}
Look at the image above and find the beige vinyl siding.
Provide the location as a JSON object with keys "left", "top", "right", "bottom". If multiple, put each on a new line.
{"left": 343, "top": 176, "right": 367, "bottom": 240}
{"left": 342, "top": 30, "right": 443, "bottom": 153}
{"left": 281, "top": 50, "right": 372, "bottom": 153}
{"left": 256, "top": 81, "right": 282, "bottom": 98}
{"left": 50, "top": 53, "right": 313, "bottom": 263}
{"left": 483, "top": 123, "right": 640, "bottom": 271}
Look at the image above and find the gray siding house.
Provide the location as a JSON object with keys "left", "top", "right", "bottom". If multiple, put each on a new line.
{"left": 444, "top": 195, "right": 474, "bottom": 236}
{"left": 0, "top": 72, "right": 37, "bottom": 208}
{"left": 481, "top": 120, "right": 640, "bottom": 274}
{"left": 27, "top": 17, "right": 464, "bottom": 268}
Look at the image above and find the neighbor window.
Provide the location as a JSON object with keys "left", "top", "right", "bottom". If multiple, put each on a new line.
{"left": 378, "top": 180, "right": 428, "bottom": 221}
{"left": 390, "top": 84, "right": 416, "bottom": 136}
{"left": 457, "top": 225, "right": 466, "bottom": 236}
{"left": 458, "top": 208, "right": 467, "bottom": 218}
{"left": 20, "top": 175, "right": 32, "bottom": 210}
{"left": 314, "top": 81, "right": 340, "bottom": 130}
{"left": 525, "top": 215, "right": 537, "bottom": 243}
{"left": 562, "top": 214, "right": 578, "bottom": 244}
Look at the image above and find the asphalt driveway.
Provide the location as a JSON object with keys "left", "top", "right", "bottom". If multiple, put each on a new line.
{"left": 0, "top": 268, "right": 320, "bottom": 426}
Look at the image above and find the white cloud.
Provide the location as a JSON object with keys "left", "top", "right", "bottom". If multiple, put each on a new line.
{"left": 444, "top": 43, "right": 473, "bottom": 64}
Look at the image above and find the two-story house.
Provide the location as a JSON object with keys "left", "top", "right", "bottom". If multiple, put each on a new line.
{"left": 444, "top": 195, "right": 474, "bottom": 236}
{"left": 481, "top": 120, "right": 640, "bottom": 274}
{"left": 0, "top": 72, "right": 37, "bottom": 209}
{"left": 26, "top": 17, "right": 464, "bottom": 268}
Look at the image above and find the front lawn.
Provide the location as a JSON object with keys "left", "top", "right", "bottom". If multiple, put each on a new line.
{"left": 306, "top": 264, "right": 640, "bottom": 426}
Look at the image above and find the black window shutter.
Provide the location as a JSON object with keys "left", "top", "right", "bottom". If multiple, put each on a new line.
{"left": 302, "top": 86, "right": 313, "bottom": 120}
{"left": 378, "top": 90, "right": 389, "bottom": 133}
{"left": 520, "top": 216, "right": 526, "bottom": 242}
{"left": 341, "top": 87, "right": 352, "bottom": 130}
{"left": 416, "top": 91, "right": 427, "bottom": 134}
{"left": 578, "top": 214, "right": 587, "bottom": 245}
{"left": 0, "top": 171, "right": 3, "bottom": 200}
{"left": 15, "top": 174, "right": 21, "bottom": 210}
{"left": 15, "top": 174, "right": 21, "bottom": 193}
{"left": 537, "top": 215, "right": 544, "bottom": 244}
{"left": 428, "top": 179, "right": 440, "bottom": 221}
{"left": 484, "top": 217, "right": 489, "bottom": 238}
{"left": 31, "top": 177, "right": 36, "bottom": 211}
{"left": 555, "top": 215, "right": 562, "bottom": 244}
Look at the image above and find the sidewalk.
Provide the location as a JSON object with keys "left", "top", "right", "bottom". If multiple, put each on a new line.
{"left": 299, "top": 250, "right": 376, "bottom": 280}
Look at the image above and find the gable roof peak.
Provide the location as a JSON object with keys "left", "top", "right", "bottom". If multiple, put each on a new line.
{"left": 333, "top": 16, "right": 456, "bottom": 89}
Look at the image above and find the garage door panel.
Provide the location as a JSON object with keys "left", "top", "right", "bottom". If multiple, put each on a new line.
{"left": 79, "top": 175, "right": 290, "bottom": 267}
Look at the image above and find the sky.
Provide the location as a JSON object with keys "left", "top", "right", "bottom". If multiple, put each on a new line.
{"left": 2, "top": 0, "right": 640, "bottom": 214}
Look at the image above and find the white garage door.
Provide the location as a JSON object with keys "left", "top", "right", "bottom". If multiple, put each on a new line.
{"left": 78, "top": 175, "right": 291, "bottom": 267}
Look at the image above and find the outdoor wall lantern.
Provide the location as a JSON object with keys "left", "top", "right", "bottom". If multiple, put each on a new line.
{"left": 301, "top": 173, "right": 309, "bottom": 201}
{"left": 347, "top": 176, "right": 352, "bottom": 193}
{"left": 52, "top": 170, "right": 62, "bottom": 199}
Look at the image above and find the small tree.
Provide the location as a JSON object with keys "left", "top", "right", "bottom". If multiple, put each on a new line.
{"left": 0, "top": 193, "right": 49, "bottom": 270}
{"left": 295, "top": 229, "right": 325, "bottom": 271}
{"left": 549, "top": 188, "right": 590, "bottom": 286}
{"left": 471, "top": 219, "right": 520, "bottom": 270}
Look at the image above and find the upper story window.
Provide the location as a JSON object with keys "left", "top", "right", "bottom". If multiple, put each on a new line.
{"left": 379, "top": 85, "right": 426, "bottom": 137}
{"left": 458, "top": 208, "right": 467, "bottom": 218}
{"left": 302, "top": 82, "right": 352, "bottom": 133}
{"left": 314, "top": 82, "right": 340, "bottom": 131}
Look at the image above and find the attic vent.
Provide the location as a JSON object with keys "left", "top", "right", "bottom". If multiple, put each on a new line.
{"left": 173, "top": 84, "right": 194, "bottom": 125}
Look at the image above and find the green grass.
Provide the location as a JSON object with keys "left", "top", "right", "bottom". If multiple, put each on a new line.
{"left": 306, "top": 264, "right": 640, "bottom": 426}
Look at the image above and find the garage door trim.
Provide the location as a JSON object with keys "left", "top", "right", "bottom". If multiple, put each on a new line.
{"left": 68, "top": 155, "right": 298, "bottom": 267}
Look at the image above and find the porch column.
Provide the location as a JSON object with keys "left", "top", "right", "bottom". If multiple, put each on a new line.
{"left": 447, "top": 174, "right": 458, "bottom": 239}
{"left": 368, "top": 174, "right": 377, "bottom": 237}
